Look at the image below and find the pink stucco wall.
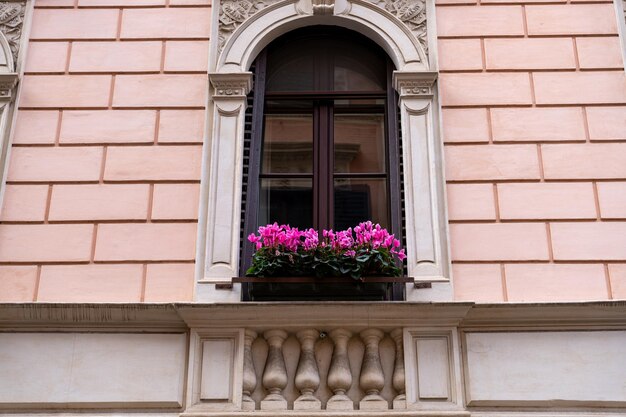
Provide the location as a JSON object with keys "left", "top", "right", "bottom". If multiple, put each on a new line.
{"left": 0, "top": 0, "right": 210, "bottom": 302}
{"left": 437, "top": 0, "right": 626, "bottom": 302}
{"left": 0, "top": 0, "right": 624, "bottom": 303}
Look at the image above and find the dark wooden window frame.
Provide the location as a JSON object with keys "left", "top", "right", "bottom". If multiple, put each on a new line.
{"left": 240, "top": 28, "right": 404, "bottom": 301}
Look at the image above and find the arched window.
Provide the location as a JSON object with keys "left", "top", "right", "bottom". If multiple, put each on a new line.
{"left": 240, "top": 26, "right": 404, "bottom": 299}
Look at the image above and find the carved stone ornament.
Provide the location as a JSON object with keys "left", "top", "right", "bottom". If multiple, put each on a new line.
{"left": 366, "top": 0, "right": 428, "bottom": 60}
{"left": 218, "top": 0, "right": 281, "bottom": 53}
{"left": 209, "top": 72, "right": 253, "bottom": 98}
{"left": 393, "top": 70, "right": 437, "bottom": 98}
{"left": 0, "top": 72, "right": 17, "bottom": 102}
{"left": 0, "top": 1, "right": 25, "bottom": 63}
{"left": 312, "top": 0, "right": 334, "bottom": 15}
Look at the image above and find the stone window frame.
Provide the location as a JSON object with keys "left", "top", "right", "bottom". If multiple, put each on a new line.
{"left": 240, "top": 29, "right": 407, "bottom": 302}
{"left": 195, "top": 0, "right": 453, "bottom": 302}
{"left": 0, "top": 1, "right": 31, "bottom": 210}
{"left": 615, "top": 0, "right": 626, "bottom": 71}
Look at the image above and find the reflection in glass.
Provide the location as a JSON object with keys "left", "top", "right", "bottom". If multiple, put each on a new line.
{"left": 259, "top": 179, "right": 313, "bottom": 230}
{"left": 334, "top": 99, "right": 385, "bottom": 108}
{"left": 265, "top": 27, "right": 387, "bottom": 92}
{"left": 266, "top": 55, "right": 315, "bottom": 91}
{"left": 333, "top": 53, "right": 386, "bottom": 91}
{"left": 334, "top": 113, "right": 385, "bottom": 174}
{"left": 262, "top": 113, "right": 313, "bottom": 174}
{"left": 334, "top": 179, "right": 388, "bottom": 231}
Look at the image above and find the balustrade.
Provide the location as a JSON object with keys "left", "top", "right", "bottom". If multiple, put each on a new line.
{"left": 260, "top": 329, "right": 288, "bottom": 410}
{"left": 242, "top": 330, "right": 258, "bottom": 411}
{"left": 294, "top": 329, "right": 321, "bottom": 410}
{"left": 359, "top": 328, "right": 387, "bottom": 410}
{"left": 242, "top": 327, "right": 405, "bottom": 411}
{"left": 391, "top": 328, "right": 406, "bottom": 409}
{"left": 327, "top": 328, "right": 354, "bottom": 410}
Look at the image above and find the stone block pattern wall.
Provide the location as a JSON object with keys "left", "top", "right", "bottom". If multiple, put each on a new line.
{"left": 438, "top": 0, "right": 626, "bottom": 302}
{"left": 1, "top": 0, "right": 625, "bottom": 305}
{"left": 0, "top": 0, "right": 211, "bottom": 302}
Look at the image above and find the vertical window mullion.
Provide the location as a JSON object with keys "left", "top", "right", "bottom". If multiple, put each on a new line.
{"left": 313, "top": 102, "right": 321, "bottom": 230}
{"left": 317, "top": 102, "right": 332, "bottom": 231}
{"left": 327, "top": 101, "right": 335, "bottom": 229}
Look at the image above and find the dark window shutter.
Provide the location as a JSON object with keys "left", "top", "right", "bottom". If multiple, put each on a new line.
{"left": 238, "top": 88, "right": 255, "bottom": 275}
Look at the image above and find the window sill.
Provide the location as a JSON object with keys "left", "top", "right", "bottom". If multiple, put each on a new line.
{"left": 223, "top": 276, "right": 413, "bottom": 301}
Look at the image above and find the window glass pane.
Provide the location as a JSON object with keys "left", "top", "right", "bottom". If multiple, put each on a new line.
{"left": 262, "top": 112, "right": 313, "bottom": 174}
{"left": 333, "top": 52, "right": 386, "bottom": 91}
{"left": 334, "top": 179, "right": 388, "bottom": 230}
{"left": 265, "top": 26, "right": 387, "bottom": 92}
{"left": 259, "top": 178, "right": 313, "bottom": 229}
{"left": 335, "top": 99, "right": 385, "bottom": 107}
{"left": 266, "top": 55, "right": 315, "bottom": 92}
{"left": 334, "top": 113, "right": 386, "bottom": 174}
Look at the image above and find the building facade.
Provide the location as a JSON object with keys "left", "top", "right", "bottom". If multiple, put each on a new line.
{"left": 0, "top": 0, "right": 625, "bottom": 415}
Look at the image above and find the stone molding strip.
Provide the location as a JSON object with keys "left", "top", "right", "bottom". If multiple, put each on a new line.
{"left": 1, "top": 301, "right": 625, "bottom": 329}
{"left": 181, "top": 412, "right": 470, "bottom": 417}
{"left": 217, "top": 0, "right": 429, "bottom": 60}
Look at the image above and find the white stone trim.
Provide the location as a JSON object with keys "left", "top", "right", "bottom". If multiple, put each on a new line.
{"left": 202, "top": 73, "right": 252, "bottom": 282}
{"left": 0, "top": 332, "right": 188, "bottom": 409}
{"left": 214, "top": 0, "right": 430, "bottom": 73}
{"left": 186, "top": 329, "right": 245, "bottom": 412}
{"left": 1, "top": 303, "right": 626, "bottom": 415}
{"left": 393, "top": 71, "right": 450, "bottom": 288}
{"left": 614, "top": 0, "right": 626, "bottom": 72}
{"left": 198, "top": 0, "right": 451, "bottom": 299}
{"left": 0, "top": 0, "right": 32, "bottom": 227}
{"left": 460, "top": 330, "right": 626, "bottom": 408}
{"left": 404, "top": 327, "right": 465, "bottom": 411}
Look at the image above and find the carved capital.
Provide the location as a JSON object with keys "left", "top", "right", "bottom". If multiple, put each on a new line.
{"left": 393, "top": 70, "right": 437, "bottom": 98}
{"left": 0, "top": 72, "right": 17, "bottom": 102}
{"left": 312, "top": 0, "right": 334, "bottom": 14}
{"left": 209, "top": 72, "right": 253, "bottom": 99}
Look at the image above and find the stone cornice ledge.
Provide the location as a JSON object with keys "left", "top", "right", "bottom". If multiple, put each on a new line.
{"left": 176, "top": 302, "right": 473, "bottom": 329}
{"left": 0, "top": 303, "right": 186, "bottom": 330}
{"left": 461, "top": 301, "right": 626, "bottom": 330}
{"left": 1, "top": 301, "right": 625, "bottom": 330}
{"left": 181, "top": 412, "right": 470, "bottom": 417}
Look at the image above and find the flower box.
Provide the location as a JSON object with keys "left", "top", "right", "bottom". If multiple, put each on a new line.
{"left": 234, "top": 276, "right": 414, "bottom": 301}
{"left": 241, "top": 222, "right": 408, "bottom": 301}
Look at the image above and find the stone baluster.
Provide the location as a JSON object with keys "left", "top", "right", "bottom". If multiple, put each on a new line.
{"left": 242, "top": 330, "right": 257, "bottom": 410}
{"left": 359, "top": 328, "right": 388, "bottom": 410}
{"left": 390, "top": 328, "right": 406, "bottom": 409}
{"left": 260, "top": 330, "right": 288, "bottom": 410}
{"left": 294, "top": 329, "right": 321, "bottom": 410}
{"left": 326, "top": 329, "right": 354, "bottom": 410}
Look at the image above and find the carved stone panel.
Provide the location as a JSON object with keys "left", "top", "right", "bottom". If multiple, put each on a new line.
{"left": 218, "top": 0, "right": 281, "bottom": 52}
{"left": 366, "top": 0, "right": 428, "bottom": 59}
{"left": 216, "top": 0, "right": 429, "bottom": 62}
{"left": 0, "top": 1, "right": 26, "bottom": 64}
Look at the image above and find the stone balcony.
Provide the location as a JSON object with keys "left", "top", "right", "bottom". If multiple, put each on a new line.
{"left": 178, "top": 303, "right": 471, "bottom": 416}
{"left": 0, "top": 302, "right": 625, "bottom": 417}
